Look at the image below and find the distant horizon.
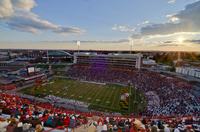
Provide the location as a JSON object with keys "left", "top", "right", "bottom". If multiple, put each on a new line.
{"left": 1, "top": 48, "right": 200, "bottom": 53}
{"left": 0, "top": 41, "right": 199, "bottom": 52}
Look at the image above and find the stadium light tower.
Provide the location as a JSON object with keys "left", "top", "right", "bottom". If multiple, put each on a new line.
{"left": 77, "top": 41, "right": 81, "bottom": 53}
{"left": 129, "top": 37, "right": 134, "bottom": 54}
{"left": 46, "top": 50, "right": 52, "bottom": 72}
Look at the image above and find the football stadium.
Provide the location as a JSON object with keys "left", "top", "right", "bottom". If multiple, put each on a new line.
{"left": 1, "top": 51, "right": 200, "bottom": 131}
{"left": 1, "top": 0, "right": 200, "bottom": 132}
{"left": 19, "top": 53, "right": 146, "bottom": 114}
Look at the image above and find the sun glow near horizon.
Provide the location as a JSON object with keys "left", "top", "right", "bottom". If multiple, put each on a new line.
{"left": 177, "top": 37, "right": 185, "bottom": 43}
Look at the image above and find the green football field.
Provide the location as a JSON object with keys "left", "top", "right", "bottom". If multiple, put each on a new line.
{"left": 19, "top": 78, "right": 146, "bottom": 114}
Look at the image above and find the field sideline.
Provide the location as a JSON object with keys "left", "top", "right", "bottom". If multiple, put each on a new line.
{"left": 20, "top": 78, "right": 146, "bottom": 114}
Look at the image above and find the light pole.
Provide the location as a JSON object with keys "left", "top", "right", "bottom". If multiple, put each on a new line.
{"left": 47, "top": 50, "right": 52, "bottom": 73}
{"left": 77, "top": 41, "right": 80, "bottom": 53}
{"left": 129, "top": 38, "right": 134, "bottom": 54}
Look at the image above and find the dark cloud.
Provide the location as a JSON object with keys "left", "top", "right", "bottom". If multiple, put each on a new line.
{"left": 136, "top": 1, "right": 200, "bottom": 37}
{"left": 54, "top": 27, "right": 84, "bottom": 34}
{"left": 164, "top": 41, "right": 173, "bottom": 44}
{"left": 185, "top": 39, "right": 200, "bottom": 44}
{"left": 157, "top": 44, "right": 180, "bottom": 47}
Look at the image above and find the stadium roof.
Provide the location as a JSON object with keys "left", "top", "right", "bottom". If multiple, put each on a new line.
{"left": 75, "top": 52, "right": 143, "bottom": 58}
{"left": 48, "top": 50, "right": 72, "bottom": 56}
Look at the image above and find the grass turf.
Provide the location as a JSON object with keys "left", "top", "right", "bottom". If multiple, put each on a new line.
{"left": 19, "top": 78, "right": 146, "bottom": 114}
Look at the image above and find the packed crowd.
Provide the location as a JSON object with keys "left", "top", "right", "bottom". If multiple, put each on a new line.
{"left": 0, "top": 93, "right": 200, "bottom": 132}
{"left": 0, "top": 93, "right": 89, "bottom": 132}
{"left": 0, "top": 64, "right": 200, "bottom": 131}
{"left": 67, "top": 64, "right": 200, "bottom": 116}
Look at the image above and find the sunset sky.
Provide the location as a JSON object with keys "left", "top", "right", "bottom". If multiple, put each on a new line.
{"left": 0, "top": 0, "right": 200, "bottom": 51}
